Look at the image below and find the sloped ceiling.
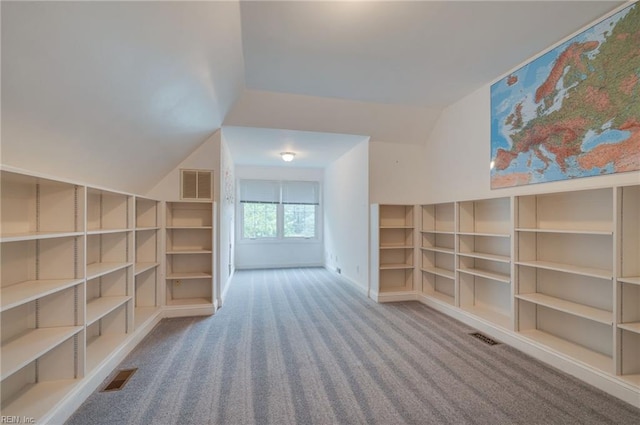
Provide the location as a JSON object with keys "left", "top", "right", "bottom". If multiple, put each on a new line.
{"left": 1, "top": 0, "right": 624, "bottom": 192}
{"left": 1, "top": 1, "right": 244, "bottom": 193}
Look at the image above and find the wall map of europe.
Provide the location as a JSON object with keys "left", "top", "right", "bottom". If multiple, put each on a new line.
{"left": 490, "top": 3, "right": 639, "bottom": 188}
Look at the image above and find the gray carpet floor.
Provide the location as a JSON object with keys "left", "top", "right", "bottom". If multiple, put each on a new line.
{"left": 67, "top": 267, "right": 640, "bottom": 424}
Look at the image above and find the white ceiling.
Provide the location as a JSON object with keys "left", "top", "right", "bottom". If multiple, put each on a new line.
{"left": 223, "top": 126, "right": 368, "bottom": 168}
{"left": 240, "top": 0, "right": 624, "bottom": 107}
{"left": 1, "top": 0, "right": 625, "bottom": 192}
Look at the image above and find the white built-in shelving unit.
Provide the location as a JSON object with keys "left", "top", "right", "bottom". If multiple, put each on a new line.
{"left": 371, "top": 183, "right": 639, "bottom": 406}
{"left": 134, "top": 197, "right": 161, "bottom": 330}
{"left": 85, "top": 188, "right": 134, "bottom": 373}
{"left": 370, "top": 205, "right": 416, "bottom": 299}
{"left": 165, "top": 201, "right": 215, "bottom": 316}
{"left": 0, "top": 168, "right": 206, "bottom": 422}
{"left": 617, "top": 185, "right": 640, "bottom": 387}
{"left": 420, "top": 203, "right": 456, "bottom": 306}
{"left": 1, "top": 171, "right": 85, "bottom": 420}
{"left": 514, "top": 188, "right": 615, "bottom": 374}
{"left": 458, "top": 197, "right": 512, "bottom": 329}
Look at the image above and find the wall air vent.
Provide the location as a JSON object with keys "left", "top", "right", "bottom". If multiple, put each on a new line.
{"left": 181, "top": 169, "right": 213, "bottom": 200}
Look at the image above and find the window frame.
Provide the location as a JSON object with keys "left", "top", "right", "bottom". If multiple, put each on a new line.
{"left": 238, "top": 180, "right": 321, "bottom": 243}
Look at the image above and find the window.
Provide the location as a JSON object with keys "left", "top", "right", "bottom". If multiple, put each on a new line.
{"left": 284, "top": 204, "right": 315, "bottom": 237}
{"left": 243, "top": 203, "right": 277, "bottom": 238}
{"left": 240, "top": 180, "right": 320, "bottom": 240}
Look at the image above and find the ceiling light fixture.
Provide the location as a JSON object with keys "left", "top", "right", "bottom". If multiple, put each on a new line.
{"left": 280, "top": 152, "right": 295, "bottom": 162}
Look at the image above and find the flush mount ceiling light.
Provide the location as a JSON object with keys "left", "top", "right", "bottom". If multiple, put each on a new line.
{"left": 280, "top": 152, "right": 296, "bottom": 162}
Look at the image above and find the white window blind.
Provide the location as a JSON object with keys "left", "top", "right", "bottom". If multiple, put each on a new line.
{"left": 281, "top": 181, "right": 320, "bottom": 205}
{"left": 240, "top": 179, "right": 320, "bottom": 240}
{"left": 240, "top": 180, "right": 320, "bottom": 205}
{"left": 239, "top": 180, "right": 280, "bottom": 204}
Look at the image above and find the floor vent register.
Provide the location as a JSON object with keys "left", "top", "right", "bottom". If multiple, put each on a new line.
{"left": 469, "top": 332, "right": 500, "bottom": 346}
{"left": 101, "top": 368, "right": 138, "bottom": 392}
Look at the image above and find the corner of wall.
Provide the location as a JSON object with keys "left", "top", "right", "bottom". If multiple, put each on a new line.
{"left": 218, "top": 131, "right": 236, "bottom": 301}
{"left": 323, "top": 139, "right": 370, "bottom": 297}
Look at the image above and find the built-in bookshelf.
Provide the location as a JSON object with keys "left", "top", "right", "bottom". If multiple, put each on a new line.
{"left": 134, "top": 197, "right": 161, "bottom": 329}
{"left": 85, "top": 188, "right": 134, "bottom": 373}
{"left": 618, "top": 185, "right": 640, "bottom": 386}
{"left": 420, "top": 203, "right": 456, "bottom": 305}
{"left": 458, "top": 197, "right": 512, "bottom": 329}
{"left": 165, "top": 201, "right": 215, "bottom": 316}
{"left": 0, "top": 169, "right": 169, "bottom": 422}
{"left": 515, "top": 188, "right": 614, "bottom": 373}
{"left": 371, "top": 205, "right": 416, "bottom": 300}
{"left": 415, "top": 197, "right": 513, "bottom": 329}
{"left": 382, "top": 184, "right": 639, "bottom": 407}
{"left": 0, "top": 171, "right": 85, "bottom": 420}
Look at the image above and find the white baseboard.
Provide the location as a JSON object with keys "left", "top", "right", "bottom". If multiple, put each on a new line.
{"left": 417, "top": 295, "right": 640, "bottom": 409}
{"left": 45, "top": 310, "right": 163, "bottom": 424}
{"left": 235, "top": 262, "right": 324, "bottom": 270}
{"left": 163, "top": 305, "right": 215, "bottom": 318}
{"left": 220, "top": 268, "right": 235, "bottom": 307}
{"left": 373, "top": 291, "right": 418, "bottom": 303}
{"left": 324, "top": 266, "right": 368, "bottom": 296}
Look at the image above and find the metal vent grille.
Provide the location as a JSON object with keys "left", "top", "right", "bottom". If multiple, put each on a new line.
{"left": 101, "top": 368, "right": 137, "bottom": 392}
{"left": 182, "top": 171, "right": 198, "bottom": 199}
{"left": 181, "top": 169, "right": 213, "bottom": 200}
{"left": 197, "top": 171, "right": 212, "bottom": 199}
{"left": 470, "top": 332, "right": 500, "bottom": 346}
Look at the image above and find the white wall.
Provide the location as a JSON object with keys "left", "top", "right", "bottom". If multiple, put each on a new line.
{"left": 369, "top": 141, "right": 426, "bottom": 204}
{"left": 218, "top": 134, "right": 235, "bottom": 303}
{"left": 234, "top": 165, "right": 324, "bottom": 269}
{"left": 224, "top": 89, "right": 441, "bottom": 146}
{"left": 423, "top": 82, "right": 639, "bottom": 205}
{"left": 421, "top": 2, "right": 639, "bottom": 204}
{"left": 146, "top": 131, "right": 221, "bottom": 202}
{"left": 318, "top": 139, "right": 422, "bottom": 293}
{"left": 324, "top": 140, "right": 370, "bottom": 292}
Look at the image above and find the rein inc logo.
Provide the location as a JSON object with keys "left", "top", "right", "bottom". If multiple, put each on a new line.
{"left": 0, "top": 417, "right": 35, "bottom": 424}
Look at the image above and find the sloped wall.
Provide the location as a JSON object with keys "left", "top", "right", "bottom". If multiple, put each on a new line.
{"left": 422, "top": 8, "right": 640, "bottom": 204}
{"left": 146, "top": 131, "right": 221, "bottom": 202}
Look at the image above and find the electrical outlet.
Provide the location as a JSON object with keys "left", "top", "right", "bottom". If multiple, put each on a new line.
{"left": 175, "top": 280, "right": 182, "bottom": 286}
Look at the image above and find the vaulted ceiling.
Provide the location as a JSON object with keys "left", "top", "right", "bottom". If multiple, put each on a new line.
{"left": 1, "top": 1, "right": 623, "bottom": 193}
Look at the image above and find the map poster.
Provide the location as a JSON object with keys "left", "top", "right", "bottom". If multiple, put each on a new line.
{"left": 490, "top": 2, "right": 639, "bottom": 189}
